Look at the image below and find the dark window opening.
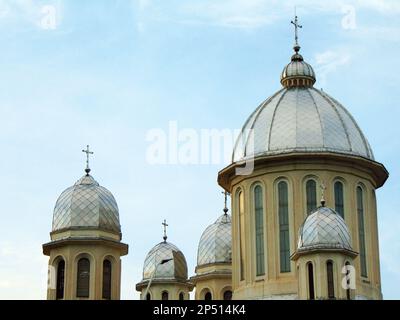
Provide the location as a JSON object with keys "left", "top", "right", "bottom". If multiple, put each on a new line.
{"left": 308, "top": 263, "right": 315, "bottom": 300}
{"left": 76, "top": 258, "right": 90, "bottom": 298}
{"left": 102, "top": 260, "right": 112, "bottom": 300}
{"left": 56, "top": 260, "right": 65, "bottom": 300}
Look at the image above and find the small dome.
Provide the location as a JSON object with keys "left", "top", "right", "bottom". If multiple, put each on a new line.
{"left": 142, "top": 241, "right": 188, "bottom": 281}
{"left": 297, "top": 206, "right": 352, "bottom": 252}
{"left": 197, "top": 214, "right": 232, "bottom": 267}
{"left": 281, "top": 53, "right": 316, "bottom": 88}
{"left": 52, "top": 174, "right": 121, "bottom": 234}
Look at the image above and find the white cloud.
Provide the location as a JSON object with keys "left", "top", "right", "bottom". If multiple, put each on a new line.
{"left": 314, "top": 50, "right": 351, "bottom": 87}
{"left": 179, "top": 0, "right": 280, "bottom": 29}
{"left": 357, "top": 0, "right": 400, "bottom": 14}
{"left": 134, "top": 0, "right": 400, "bottom": 30}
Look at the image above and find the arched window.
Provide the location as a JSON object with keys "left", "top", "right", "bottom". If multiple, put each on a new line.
{"left": 56, "top": 259, "right": 65, "bottom": 300}
{"left": 254, "top": 185, "right": 265, "bottom": 276}
{"left": 204, "top": 292, "right": 212, "bottom": 300}
{"left": 238, "top": 190, "right": 245, "bottom": 281}
{"left": 357, "top": 186, "right": 367, "bottom": 277}
{"left": 334, "top": 181, "right": 345, "bottom": 218}
{"left": 278, "top": 181, "right": 290, "bottom": 273}
{"left": 161, "top": 291, "right": 169, "bottom": 300}
{"left": 345, "top": 262, "right": 351, "bottom": 300}
{"left": 223, "top": 290, "right": 232, "bottom": 300}
{"left": 179, "top": 292, "right": 185, "bottom": 300}
{"left": 327, "top": 261, "right": 335, "bottom": 299}
{"left": 146, "top": 293, "right": 151, "bottom": 300}
{"left": 76, "top": 258, "right": 90, "bottom": 298}
{"left": 306, "top": 179, "right": 317, "bottom": 214}
{"left": 307, "top": 262, "right": 315, "bottom": 300}
{"left": 102, "top": 259, "right": 112, "bottom": 300}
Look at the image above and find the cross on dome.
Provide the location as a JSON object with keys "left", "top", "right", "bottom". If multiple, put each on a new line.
{"left": 162, "top": 219, "right": 169, "bottom": 242}
{"left": 82, "top": 145, "right": 94, "bottom": 175}
{"left": 291, "top": 10, "right": 302, "bottom": 53}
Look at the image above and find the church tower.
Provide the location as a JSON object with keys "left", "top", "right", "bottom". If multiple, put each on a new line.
{"left": 191, "top": 192, "right": 232, "bottom": 300}
{"left": 291, "top": 197, "right": 358, "bottom": 300}
{"left": 218, "top": 16, "right": 388, "bottom": 300}
{"left": 136, "top": 220, "right": 193, "bottom": 300}
{"left": 43, "top": 146, "right": 128, "bottom": 300}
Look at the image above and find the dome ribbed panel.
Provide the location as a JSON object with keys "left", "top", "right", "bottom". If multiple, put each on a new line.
{"left": 269, "top": 88, "right": 297, "bottom": 151}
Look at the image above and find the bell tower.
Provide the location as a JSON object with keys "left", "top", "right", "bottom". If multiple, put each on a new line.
{"left": 43, "top": 146, "right": 128, "bottom": 300}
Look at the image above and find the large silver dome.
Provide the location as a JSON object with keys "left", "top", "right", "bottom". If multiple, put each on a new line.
{"left": 297, "top": 206, "right": 353, "bottom": 252}
{"left": 197, "top": 214, "right": 232, "bottom": 267}
{"left": 142, "top": 241, "right": 188, "bottom": 281}
{"left": 52, "top": 174, "right": 121, "bottom": 234}
{"left": 233, "top": 47, "right": 374, "bottom": 163}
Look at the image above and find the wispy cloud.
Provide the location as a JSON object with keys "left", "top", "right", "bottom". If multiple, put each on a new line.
{"left": 314, "top": 50, "right": 351, "bottom": 87}
{"left": 133, "top": 0, "right": 400, "bottom": 30}
{"left": 178, "top": 0, "right": 280, "bottom": 29}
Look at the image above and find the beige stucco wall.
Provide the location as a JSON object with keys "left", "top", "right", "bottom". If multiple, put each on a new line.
{"left": 138, "top": 282, "right": 192, "bottom": 300}
{"left": 46, "top": 243, "right": 123, "bottom": 300}
{"left": 227, "top": 160, "right": 382, "bottom": 300}
{"left": 295, "top": 252, "right": 355, "bottom": 300}
{"left": 192, "top": 264, "right": 232, "bottom": 300}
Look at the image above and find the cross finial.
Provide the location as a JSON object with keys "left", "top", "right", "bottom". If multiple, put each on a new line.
{"left": 291, "top": 9, "right": 302, "bottom": 52}
{"left": 320, "top": 182, "right": 327, "bottom": 207}
{"left": 162, "top": 219, "right": 168, "bottom": 242}
{"left": 82, "top": 145, "right": 94, "bottom": 175}
{"left": 222, "top": 190, "right": 230, "bottom": 215}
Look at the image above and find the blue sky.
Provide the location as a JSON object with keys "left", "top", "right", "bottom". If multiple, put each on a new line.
{"left": 0, "top": 0, "right": 399, "bottom": 300}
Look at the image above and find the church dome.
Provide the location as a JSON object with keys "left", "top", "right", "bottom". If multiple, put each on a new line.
{"left": 52, "top": 174, "right": 121, "bottom": 234}
{"left": 197, "top": 214, "right": 232, "bottom": 267}
{"left": 297, "top": 206, "right": 353, "bottom": 252}
{"left": 281, "top": 53, "right": 316, "bottom": 87}
{"left": 142, "top": 241, "right": 188, "bottom": 282}
{"left": 232, "top": 46, "right": 374, "bottom": 163}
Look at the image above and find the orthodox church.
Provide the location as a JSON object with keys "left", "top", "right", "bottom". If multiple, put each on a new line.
{"left": 42, "top": 17, "right": 388, "bottom": 300}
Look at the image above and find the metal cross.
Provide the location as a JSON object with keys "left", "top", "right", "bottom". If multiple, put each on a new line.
{"left": 82, "top": 145, "right": 94, "bottom": 174}
{"left": 320, "top": 182, "right": 327, "bottom": 206}
{"left": 291, "top": 11, "right": 302, "bottom": 47}
{"left": 221, "top": 190, "right": 230, "bottom": 214}
{"left": 162, "top": 219, "right": 168, "bottom": 242}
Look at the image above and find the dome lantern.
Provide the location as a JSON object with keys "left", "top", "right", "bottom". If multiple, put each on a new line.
{"left": 281, "top": 15, "right": 316, "bottom": 88}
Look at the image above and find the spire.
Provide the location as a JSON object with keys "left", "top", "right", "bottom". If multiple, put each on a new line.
{"left": 82, "top": 145, "right": 94, "bottom": 175}
{"left": 222, "top": 191, "right": 230, "bottom": 215}
{"left": 291, "top": 9, "right": 302, "bottom": 53}
{"left": 320, "top": 182, "right": 326, "bottom": 207}
{"left": 162, "top": 219, "right": 168, "bottom": 242}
